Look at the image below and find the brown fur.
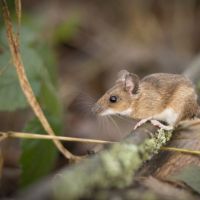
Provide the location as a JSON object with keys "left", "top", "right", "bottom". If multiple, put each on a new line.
{"left": 93, "top": 72, "right": 199, "bottom": 126}
{"left": 133, "top": 73, "right": 198, "bottom": 123}
{"left": 93, "top": 83, "right": 133, "bottom": 114}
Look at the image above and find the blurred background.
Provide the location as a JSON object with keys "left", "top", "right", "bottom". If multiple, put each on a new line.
{"left": 1, "top": 0, "right": 200, "bottom": 197}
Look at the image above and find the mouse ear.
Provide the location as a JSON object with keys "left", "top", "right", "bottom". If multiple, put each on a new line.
{"left": 124, "top": 73, "right": 140, "bottom": 95}
{"left": 116, "top": 70, "right": 130, "bottom": 83}
{"left": 116, "top": 70, "right": 139, "bottom": 95}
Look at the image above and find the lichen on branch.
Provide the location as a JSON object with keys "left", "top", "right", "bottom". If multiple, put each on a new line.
{"left": 52, "top": 126, "right": 172, "bottom": 200}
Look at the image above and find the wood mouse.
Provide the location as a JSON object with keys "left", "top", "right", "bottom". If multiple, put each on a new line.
{"left": 92, "top": 70, "right": 200, "bottom": 130}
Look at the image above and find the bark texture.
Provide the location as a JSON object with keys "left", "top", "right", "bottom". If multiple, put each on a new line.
{"left": 19, "top": 120, "right": 200, "bottom": 200}
{"left": 52, "top": 124, "right": 172, "bottom": 200}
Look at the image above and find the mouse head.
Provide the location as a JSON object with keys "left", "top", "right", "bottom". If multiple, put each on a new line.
{"left": 92, "top": 70, "right": 140, "bottom": 116}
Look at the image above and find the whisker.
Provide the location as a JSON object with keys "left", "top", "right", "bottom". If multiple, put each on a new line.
{"left": 102, "top": 117, "right": 109, "bottom": 136}
{"left": 97, "top": 116, "right": 112, "bottom": 139}
{"left": 115, "top": 115, "right": 133, "bottom": 123}
{"left": 97, "top": 116, "right": 103, "bottom": 134}
{"left": 105, "top": 116, "right": 113, "bottom": 138}
{"left": 78, "top": 91, "right": 96, "bottom": 101}
{"left": 98, "top": 116, "right": 105, "bottom": 135}
{"left": 77, "top": 92, "right": 96, "bottom": 105}
{"left": 73, "top": 99, "right": 95, "bottom": 109}
{"left": 69, "top": 92, "right": 97, "bottom": 118}
{"left": 108, "top": 115, "right": 122, "bottom": 137}
{"left": 72, "top": 91, "right": 96, "bottom": 107}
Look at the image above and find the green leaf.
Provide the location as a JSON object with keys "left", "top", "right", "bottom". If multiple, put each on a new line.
{"left": 170, "top": 165, "right": 200, "bottom": 194}
{"left": 0, "top": 17, "right": 65, "bottom": 189}
{"left": 20, "top": 115, "right": 61, "bottom": 188}
{"left": 39, "top": 79, "right": 62, "bottom": 117}
{"left": 20, "top": 51, "right": 63, "bottom": 188}
{"left": 0, "top": 28, "right": 44, "bottom": 111}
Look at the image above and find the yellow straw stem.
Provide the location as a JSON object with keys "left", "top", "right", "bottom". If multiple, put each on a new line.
{"left": 0, "top": 132, "right": 115, "bottom": 144}
{"left": 1, "top": 132, "right": 200, "bottom": 156}
{"left": 161, "top": 146, "right": 200, "bottom": 155}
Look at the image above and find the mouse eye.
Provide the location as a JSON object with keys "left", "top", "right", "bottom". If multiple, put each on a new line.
{"left": 109, "top": 96, "right": 118, "bottom": 103}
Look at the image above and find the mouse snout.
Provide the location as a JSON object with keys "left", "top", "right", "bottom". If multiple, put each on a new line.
{"left": 92, "top": 103, "right": 103, "bottom": 115}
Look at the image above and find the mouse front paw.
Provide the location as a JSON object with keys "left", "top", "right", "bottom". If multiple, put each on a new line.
{"left": 134, "top": 117, "right": 152, "bottom": 130}
{"left": 150, "top": 119, "right": 173, "bottom": 131}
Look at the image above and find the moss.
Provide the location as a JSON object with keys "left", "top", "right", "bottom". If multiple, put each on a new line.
{"left": 100, "top": 144, "right": 141, "bottom": 187}
{"left": 53, "top": 129, "right": 172, "bottom": 200}
{"left": 139, "top": 129, "right": 172, "bottom": 160}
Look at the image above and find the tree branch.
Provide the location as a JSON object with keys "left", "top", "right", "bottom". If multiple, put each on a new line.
{"left": 19, "top": 124, "right": 172, "bottom": 200}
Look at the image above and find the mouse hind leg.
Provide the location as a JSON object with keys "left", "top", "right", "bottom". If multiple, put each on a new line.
{"left": 149, "top": 107, "right": 179, "bottom": 130}
{"left": 133, "top": 108, "right": 178, "bottom": 130}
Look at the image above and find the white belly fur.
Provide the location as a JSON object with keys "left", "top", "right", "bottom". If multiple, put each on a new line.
{"left": 153, "top": 108, "right": 178, "bottom": 126}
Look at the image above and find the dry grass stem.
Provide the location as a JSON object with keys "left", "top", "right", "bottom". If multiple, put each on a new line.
{"left": 0, "top": 131, "right": 115, "bottom": 144}
{"left": 0, "top": 130, "right": 199, "bottom": 156}
{"left": 15, "top": 0, "right": 21, "bottom": 43}
{"left": 161, "top": 146, "right": 200, "bottom": 156}
{"left": 1, "top": 0, "right": 79, "bottom": 161}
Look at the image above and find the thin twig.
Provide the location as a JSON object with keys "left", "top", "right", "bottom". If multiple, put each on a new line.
{"left": 0, "top": 130, "right": 200, "bottom": 156}
{"left": 15, "top": 0, "right": 21, "bottom": 44}
{"left": 1, "top": 0, "right": 79, "bottom": 161}
{"left": 161, "top": 146, "right": 200, "bottom": 156}
{"left": 0, "top": 131, "right": 115, "bottom": 144}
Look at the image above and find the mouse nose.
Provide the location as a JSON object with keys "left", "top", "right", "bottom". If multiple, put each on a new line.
{"left": 92, "top": 103, "right": 102, "bottom": 114}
